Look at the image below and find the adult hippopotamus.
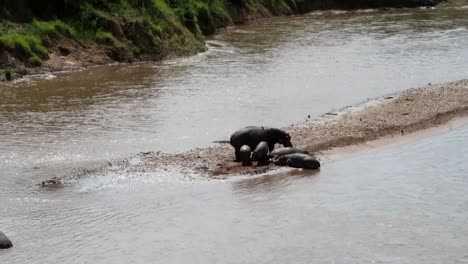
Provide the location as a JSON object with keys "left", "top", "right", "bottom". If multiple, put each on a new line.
{"left": 252, "top": 141, "right": 269, "bottom": 163}
{"left": 269, "top": 147, "right": 310, "bottom": 160}
{"left": 274, "top": 153, "right": 320, "bottom": 170}
{"left": 230, "top": 126, "right": 292, "bottom": 161}
{"left": 0, "top": 231, "right": 13, "bottom": 249}
{"left": 239, "top": 145, "right": 252, "bottom": 166}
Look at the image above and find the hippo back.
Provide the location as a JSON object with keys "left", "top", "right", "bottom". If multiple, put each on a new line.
{"left": 286, "top": 153, "right": 321, "bottom": 170}
{"left": 230, "top": 126, "right": 291, "bottom": 149}
{"left": 270, "top": 147, "right": 309, "bottom": 158}
{"left": 230, "top": 126, "right": 271, "bottom": 149}
{"left": 252, "top": 141, "right": 269, "bottom": 161}
{"left": 239, "top": 145, "right": 252, "bottom": 165}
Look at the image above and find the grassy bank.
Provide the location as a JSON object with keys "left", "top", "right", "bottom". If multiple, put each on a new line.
{"left": 0, "top": 0, "right": 445, "bottom": 77}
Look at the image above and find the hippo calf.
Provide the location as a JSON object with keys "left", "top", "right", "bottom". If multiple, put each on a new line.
{"left": 0, "top": 231, "right": 13, "bottom": 249}
{"left": 239, "top": 145, "right": 252, "bottom": 166}
{"left": 274, "top": 153, "right": 320, "bottom": 170}
{"left": 270, "top": 147, "right": 310, "bottom": 160}
{"left": 252, "top": 141, "right": 269, "bottom": 163}
{"left": 230, "top": 126, "right": 292, "bottom": 161}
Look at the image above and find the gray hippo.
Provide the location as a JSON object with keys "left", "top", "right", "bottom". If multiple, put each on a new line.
{"left": 252, "top": 141, "right": 269, "bottom": 163}
{"left": 0, "top": 231, "right": 13, "bottom": 249}
{"left": 239, "top": 145, "right": 252, "bottom": 166}
{"left": 270, "top": 147, "right": 310, "bottom": 160}
{"left": 230, "top": 126, "right": 292, "bottom": 161}
{"left": 274, "top": 153, "right": 320, "bottom": 170}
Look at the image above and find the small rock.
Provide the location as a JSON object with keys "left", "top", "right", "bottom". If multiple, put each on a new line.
{"left": 0, "top": 231, "right": 13, "bottom": 249}
{"left": 58, "top": 46, "right": 71, "bottom": 56}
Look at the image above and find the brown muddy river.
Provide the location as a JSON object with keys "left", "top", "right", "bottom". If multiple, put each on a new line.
{"left": 1, "top": 7, "right": 468, "bottom": 264}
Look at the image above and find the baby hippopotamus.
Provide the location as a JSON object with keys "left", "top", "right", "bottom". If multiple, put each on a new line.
{"left": 252, "top": 141, "right": 269, "bottom": 164}
{"left": 269, "top": 147, "right": 310, "bottom": 160}
{"left": 274, "top": 153, "right": 320, "bottom": 170}
{"left": 239, "top": 145, "right": 252, "bottom": 166}
{"left": 0, "top": 231, "right": 13, "bottom": 249}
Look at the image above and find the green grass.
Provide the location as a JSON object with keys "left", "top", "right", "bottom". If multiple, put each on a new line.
{"left": 0, "top": 0, "right": 448, "bottom": 68}
{"left": 0, "top": 34, "right": 48, "bottom": 59}
{"left": 30, "top": 20, "right": 75, "bottom": 38}
{"left": 0, "top": 19, "right": 77, "bottom": 65}
{"left": 95, "top": 30, "right": 119, "bottom": 46}
{"left": 28, "top": 55, "right": 43, "bottom": 67}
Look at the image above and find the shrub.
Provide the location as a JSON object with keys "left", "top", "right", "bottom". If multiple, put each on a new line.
{"left": 27, "top": 55, "right": 42, "bottom": 67}
{"left": 4, "top": 66, "right": 14, "bottom": 81}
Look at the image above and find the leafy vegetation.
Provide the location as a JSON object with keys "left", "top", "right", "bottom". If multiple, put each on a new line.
{"left": 3, "top": 66, "right": 14, "bottom": 81}
{"left": 0, "top": 0, "right": 446, "bottom": 68}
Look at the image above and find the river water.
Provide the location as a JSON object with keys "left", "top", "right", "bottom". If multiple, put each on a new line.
{"left": 1, "top": 7, "right": 468, "bottom": 264}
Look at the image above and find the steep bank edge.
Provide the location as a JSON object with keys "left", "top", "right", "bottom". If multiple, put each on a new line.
{"left": 0, "top": 0, "right": 446, "bottom": 79}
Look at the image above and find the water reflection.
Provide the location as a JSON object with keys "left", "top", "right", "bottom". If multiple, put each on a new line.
{"left": 233, "top": 169, "right": 320, "bottom": 194}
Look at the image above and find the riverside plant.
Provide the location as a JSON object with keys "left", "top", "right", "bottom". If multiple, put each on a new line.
{"left": 0, "top": 0, "right": 446, "bottom": 68}
{"left": 4, "top": 67, "right": 14, "bottom": 81}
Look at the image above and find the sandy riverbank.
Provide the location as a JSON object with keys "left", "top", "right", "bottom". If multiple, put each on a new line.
{"left": 123, "top": 79, "right": 468, "bottom": 178}
{"left": 39, "top": 79, "right": 468, "bottom": 186}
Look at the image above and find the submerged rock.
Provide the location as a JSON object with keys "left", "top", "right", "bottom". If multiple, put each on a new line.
{"left": 0, "top": 231, "right": 13, "bottom": 249}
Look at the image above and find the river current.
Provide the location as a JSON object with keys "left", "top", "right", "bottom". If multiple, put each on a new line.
{"left": 1, "top": 7, "right": 468, "bottom": 264}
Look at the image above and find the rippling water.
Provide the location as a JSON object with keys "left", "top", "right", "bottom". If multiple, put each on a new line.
{"left": 1, "top": 7, "right": 468, "bottom": 263}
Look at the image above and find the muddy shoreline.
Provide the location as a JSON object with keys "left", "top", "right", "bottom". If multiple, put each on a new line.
{"left": 148, "top": 80, "right": 468, "bottom": 178}
{"left": 45, "top": 79, "right": 467, "bottom": 185}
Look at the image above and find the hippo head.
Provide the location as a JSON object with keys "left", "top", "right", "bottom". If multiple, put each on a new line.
{"left": 273, "top": 155, "right": 288, "bottom": 166}
{"left": 279, "top": 132, "right": 293, "bottom": 147}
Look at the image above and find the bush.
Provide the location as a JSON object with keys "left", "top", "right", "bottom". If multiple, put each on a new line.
{"left": 4, "top": 66, "right": 14, "bottom": 81}
{"left": 27, "top": 55, "right": 42, "bottom": 67}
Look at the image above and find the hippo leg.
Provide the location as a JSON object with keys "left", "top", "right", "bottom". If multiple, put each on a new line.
{"left": 257, "top": 159, "right": 270, "bottom": 166}
{"left": 235, "top": 148, "right": 241, "bottom": 162}
{"left": 268, "top": 143, "right": 275, "bottom": 152}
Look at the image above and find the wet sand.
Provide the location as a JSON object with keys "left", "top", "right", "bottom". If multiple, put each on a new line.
{"left": 111, "top": 79, "right": 468, "bottom": 179}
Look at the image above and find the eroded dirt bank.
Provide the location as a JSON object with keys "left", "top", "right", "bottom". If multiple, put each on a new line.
{"left": 105, "top": 79, "right": 468, "bottom": 179}
{"left": 1, "top": 0, "right": 447, "bottom": 79}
